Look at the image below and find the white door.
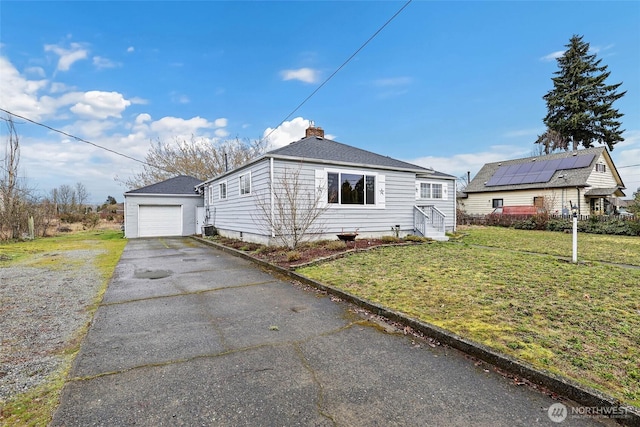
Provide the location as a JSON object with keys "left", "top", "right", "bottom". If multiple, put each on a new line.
{"left": 138, "top": 205, "right": 182, "bottom": 237}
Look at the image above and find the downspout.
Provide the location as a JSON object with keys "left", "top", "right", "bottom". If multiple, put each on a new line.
{"left": 270, "top": 157, "right": 275, "bottom": 238}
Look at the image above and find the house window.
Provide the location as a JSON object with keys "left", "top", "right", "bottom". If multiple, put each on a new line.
{"left": 596, "top": 163, "right": 606, "bottom": 173}
{"left": 492, "top": 198, "right": 503, "bottom": 208}
{"left": 420, "top": 182, "right": 443, "bottom": 199}
{"left": 219, "top": 181, "right": 227, "bottom": 200}
{"left": 239, "top": 173, "right": 251, "bottom": 195}
{"left": 208, "top": 186, "right": 214, "bottom": 204}
{"left": 420, "top": 183, "right": 430, "bottom": 199}
{"left": 327, "top": 171, "right": 376, "bottom": 205}
{"left": 533, "top": 196, "right": 545, "bottom": 208}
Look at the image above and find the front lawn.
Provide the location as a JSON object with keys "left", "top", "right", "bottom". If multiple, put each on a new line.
{"left": 297, "top": 227, "right": 640, "bottom": 407}
{"left": 458, "top": 225, "right": 640, "bottom": 266}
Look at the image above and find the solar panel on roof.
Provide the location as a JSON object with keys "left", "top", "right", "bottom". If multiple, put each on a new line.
{"left": 573, "top": 154, "right": 595, "bottom": 168}
{"left": 485, "top": 153, "right": 596, "bottom": 187}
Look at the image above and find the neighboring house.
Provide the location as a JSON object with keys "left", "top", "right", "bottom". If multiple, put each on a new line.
{"left": 196, "top": 125, "right": 456, "bottom": 245}
{"left": 124, "top": 175, "right": 203, "bottom": 238}
{"left": 460, "top": 147, "right": 626, "bottom": 216}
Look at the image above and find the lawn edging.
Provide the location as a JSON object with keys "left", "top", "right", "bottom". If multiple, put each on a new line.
{"left": 192, "top": 236, "right": 640, "bottom": 426}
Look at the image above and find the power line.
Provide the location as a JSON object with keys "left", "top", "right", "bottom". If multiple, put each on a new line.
{"left": 262, "top": 0, "right": 413, "bottom": 143}
{"left": 618, "top": 163, "right": 640, "bottom": 169}
{"left": 0, "top": 108, "right": 162, "bottom": 170}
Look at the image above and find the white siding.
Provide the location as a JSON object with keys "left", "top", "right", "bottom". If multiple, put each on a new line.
{"left": 206, "top": 158, "right": 456, "bottom": 244}
{"left": 586, "top": 153, "right": 619, "bottom": 189}
{"left": 463, "top": 188, "right": 583, "bottom": 215}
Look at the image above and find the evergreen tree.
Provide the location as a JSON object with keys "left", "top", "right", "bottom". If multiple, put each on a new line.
{"left": 542, "top": 35, "right": 626, "bottom": 151}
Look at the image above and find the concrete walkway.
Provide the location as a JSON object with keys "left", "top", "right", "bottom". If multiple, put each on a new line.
{"left": 51, "top": 237, "right": 604, "bottom": 426}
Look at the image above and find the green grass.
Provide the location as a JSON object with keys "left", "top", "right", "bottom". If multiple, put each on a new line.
{"left": 458, "top": 225, "right": 640, "bottom": 266}
{"left": 298, "top": 227, "right": 640, "bottom": 407}
{"left": 0, "top": 230, "right": 127, "bottom": 426}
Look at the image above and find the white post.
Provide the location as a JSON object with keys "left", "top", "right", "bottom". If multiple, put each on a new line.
{"left": 572, "top": 212, "right": 578, "bottom": 263}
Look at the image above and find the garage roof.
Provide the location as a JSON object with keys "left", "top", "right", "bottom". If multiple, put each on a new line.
{"left": 125, "top": 175, "right": 201, "bottom": 195}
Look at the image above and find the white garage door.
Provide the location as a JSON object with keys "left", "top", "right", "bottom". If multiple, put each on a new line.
{"left": 138, "top": 205, "right": 182, "bottom": 237}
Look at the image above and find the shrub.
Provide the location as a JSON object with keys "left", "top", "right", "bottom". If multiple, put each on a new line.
{"left": 286, "top": 251, "right": 301, "bottom": 262}
{"left": 404, "top": 234, "right": 430, "bottom": 243}
{"left": 381, "top": 235, "right": 402, "bottom": 243}
{"left": 325, "top": 240, "right": 347, "bottom": 251}
{"left": 82, "top": 213, "right": 101, "bottom": 230}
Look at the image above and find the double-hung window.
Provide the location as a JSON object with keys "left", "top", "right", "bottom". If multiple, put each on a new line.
{"left": 219, "top": 181, "right": 227, "bottom": 200}
{"left": 419, "top": 182, "right": 443, "bottom": 199}
{"left": 327, "top": 172, "right": 376, "bottom": 205}
{"left": 239, "top": 173, "right": 251, "bottom": 195}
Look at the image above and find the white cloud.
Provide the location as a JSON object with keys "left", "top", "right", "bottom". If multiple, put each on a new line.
{"left": 127, "top": 46, "right": 135, "bottom": 53}
{"left": 409, "top": 145, "right": 531, "bottom": 180}
{"left": 280, "top": 68, "right": 320, "bottom": 84}
{"left": 135, "top": 113, "right": 152, "bottom": 125}
{"left": 215, "top": 128, "right": 230, "bottom": 138}
{"left": 263, "top": 117, "right": 310, "bottom": 148}
{"left": 213, "top": 118, "right": 227, "bottom": 128}
{"left": 93, "top": 56, "right": 119, "bottom": 69}
{"left": 25, "top": 66, "right": 45, "bottom": 77}
{"left": 373, "top": 77, "right": 412, "bottom": 87}
{"left": 170, "top": 91, "right": 190, "bottom": 104}
{"left": 0, "top": 56, "right": 50, "bottom": 120}
{"left": 540, "top": 50, "right": 564, "bottom": 62}
{"left": 148, "top": 116, "right": 214, "bottom": 136}
{"left": 69, "top": 91, "right": 131, "bottom": 119}
{"left": 44, "top": 42, "right": 89, "bottom": 71}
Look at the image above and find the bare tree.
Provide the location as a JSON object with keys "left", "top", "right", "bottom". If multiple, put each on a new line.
{"left": 1, "top": 116, "right": 22, "bottom": 238}
{"left": 75, "top": 182, "right": 90, "bottom": 213}
{"left": 56, "top": 184, "right": 75, "bottom": 214}
{"left": 120, "top": 136, "right": 266, "bottom": 189}
{"left": 252, "top": 166, "right": 330, "bottom": 249}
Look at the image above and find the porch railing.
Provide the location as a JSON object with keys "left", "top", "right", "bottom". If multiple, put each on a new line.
{"left": 414, "top": 205, "right": 446, "bottom": 236}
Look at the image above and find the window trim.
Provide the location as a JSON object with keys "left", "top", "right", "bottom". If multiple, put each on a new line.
{"left": 417, "top": 181, "right": 444, "bottom": 200}
{"left": 325, "top": 169, "right": 380, "bottom": 207}
{"left": 239, "top": 172, "right": 251, "bottom": 196}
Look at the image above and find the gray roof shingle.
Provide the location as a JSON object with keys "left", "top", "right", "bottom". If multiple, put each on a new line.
{"left": 267, "top": 136, "right": 453, "bottom": 177}
{"left": 125, "top": 175, "right": 201, "bottom": 195}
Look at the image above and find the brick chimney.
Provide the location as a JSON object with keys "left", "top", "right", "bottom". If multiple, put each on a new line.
{"left": 305, "top": 121, "right": 324, "bottom": 138}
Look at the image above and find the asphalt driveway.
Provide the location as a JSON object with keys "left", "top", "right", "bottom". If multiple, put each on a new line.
{"left": 51, "top": 237, "right": 603, "bottom": 426}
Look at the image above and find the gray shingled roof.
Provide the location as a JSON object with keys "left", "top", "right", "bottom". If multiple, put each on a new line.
{"left": 267, "top": 136, "right": 453, "bottom": 178}
{"left": 465, "top": 147, "right": 623, "bottom": 193}
{"left": 125, "top": 175, "right": 202, "bottom": 195}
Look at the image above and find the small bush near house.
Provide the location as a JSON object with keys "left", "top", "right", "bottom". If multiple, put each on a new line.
{"left": 404, "top": 234, "right": 431, "bottom": 243}
{"left": 381, "top": 235, "right": 402, "bottom": 243}
{"left": 286, "top": 251, "right": 301, "bottom": 262}
{"left": 325, "top": 240, "right": 348, "bottom": 251}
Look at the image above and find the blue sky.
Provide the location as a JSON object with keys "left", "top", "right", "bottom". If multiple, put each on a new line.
{"left": 1, "top": 1, "right": 639, "bottom": 204}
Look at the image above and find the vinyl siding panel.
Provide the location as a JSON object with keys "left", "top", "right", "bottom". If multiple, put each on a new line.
{"left": 463, "top": 188, "right": 582, "bottom": 215}
{"left": 586, "top": 153, "right": 619, "bottom": 188}
{"left": 204, "top": 158, "right": 456, "bottom": 243}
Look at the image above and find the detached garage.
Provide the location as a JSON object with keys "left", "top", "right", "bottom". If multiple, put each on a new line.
{"left": 124, "top": 175, "right": 204, "bottom": 238}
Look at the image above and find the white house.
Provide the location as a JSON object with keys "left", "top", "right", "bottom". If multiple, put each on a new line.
{"left": 196, "top": 125, "right": 456, "bottom": 245}
{"left": 460, "top": 147, "right": 626, "bottom": 216}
